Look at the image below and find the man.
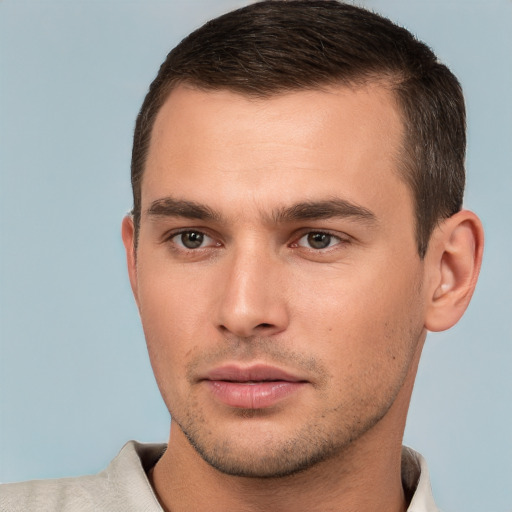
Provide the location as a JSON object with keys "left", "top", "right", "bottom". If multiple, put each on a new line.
{"left": 1, "top": 1, "right": 483, "bottom": 510}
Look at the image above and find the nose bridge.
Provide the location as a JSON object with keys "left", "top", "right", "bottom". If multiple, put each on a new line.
{"left": 217, "top": 238, "right": 288, "bottom": 338}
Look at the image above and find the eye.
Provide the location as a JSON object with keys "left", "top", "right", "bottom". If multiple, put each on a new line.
{"left": 172, "top": 230, "right": 216, "bottom": 249}
{"left": 296, "top": 232, "right": 342, "bottom": 250}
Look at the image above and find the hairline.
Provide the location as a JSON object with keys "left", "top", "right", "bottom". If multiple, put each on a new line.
{"left": 132, "top": 75, "right": 428, "bottom": 254}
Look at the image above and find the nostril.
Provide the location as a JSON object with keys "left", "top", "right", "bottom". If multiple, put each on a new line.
{"left": 257, "top": 323, "right": 273, "bottom": 329}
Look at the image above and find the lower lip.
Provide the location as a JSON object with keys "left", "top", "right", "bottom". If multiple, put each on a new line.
{"left": 206, "top": 380, "right": 305, "bottom": 409}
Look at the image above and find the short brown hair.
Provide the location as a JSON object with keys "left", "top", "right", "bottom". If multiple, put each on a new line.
{"left": 131, "top": 0, "right": 465, "bottom": 257}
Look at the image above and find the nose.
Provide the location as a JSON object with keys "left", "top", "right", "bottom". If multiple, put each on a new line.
{"left": 216, "top": 246, "right": 290, "bottom": 339}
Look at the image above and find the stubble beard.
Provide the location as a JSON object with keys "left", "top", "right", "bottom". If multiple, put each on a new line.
{"left": 167, "top": 360, "right": 407, "bottom": 479}
{"left": 159, "top": 323, "right": 423, "bottom": 480}
{"left": 172, "top": 404, "right": 390, "bottom": 479}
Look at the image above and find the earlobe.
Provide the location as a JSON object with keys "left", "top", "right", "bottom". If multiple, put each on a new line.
{"left": 424, "top": 210, "right": 484, "bottom": 332}
{"left": 121, "top": 215, "right": 139, "bottom": 306}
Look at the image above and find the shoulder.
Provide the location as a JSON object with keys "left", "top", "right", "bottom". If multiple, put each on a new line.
{"left": 0, "top": 473, "right": 102, "bottom": 512}
{"left": 0, "top": 441, "right": 166, "bottom": 512}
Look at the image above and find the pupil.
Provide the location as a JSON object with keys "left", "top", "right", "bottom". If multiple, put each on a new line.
{"left": 308, "top": 233, "right": 330, "bottom": 249}
{"left": 182, "top": 232, "right": 204, "bottom": 249}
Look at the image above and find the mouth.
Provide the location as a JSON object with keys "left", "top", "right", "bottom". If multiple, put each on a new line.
{"left": 201, "top": 364, "right": 308, "bottom": 409}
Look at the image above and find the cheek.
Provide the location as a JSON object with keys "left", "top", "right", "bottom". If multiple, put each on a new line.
{"left": 137, "top": 256, "right": 211, "bottom": 336}
{"left": 291, "top": 263, "right": 424, "bottom": 385}
{"left": 136, "top": 269, "right": 207, "bottom": 397}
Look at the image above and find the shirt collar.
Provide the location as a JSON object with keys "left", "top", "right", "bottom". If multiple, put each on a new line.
{"left": 402, "top": 446, "right": 439, "bottom": 512}
{"left": 125, "top": 442, "right": 439, "bottom": 511}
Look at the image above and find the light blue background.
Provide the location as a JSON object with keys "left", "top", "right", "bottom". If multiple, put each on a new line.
{"left": 0, "top": 1, "right": 511, "bottom": 511}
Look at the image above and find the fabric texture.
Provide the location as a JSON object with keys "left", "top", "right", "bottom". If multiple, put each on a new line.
{"left": 0, "top": 442, "right": 165, "bottom": 512}
{"left": 0, "top": 442, "right": 439, "bottom": 511}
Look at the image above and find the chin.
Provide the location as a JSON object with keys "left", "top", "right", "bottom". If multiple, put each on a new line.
{"left": 185, "top": 431, "right": 340, "bottom": 479}
{"left": 173, "top": 407, "right": 385, "bottom": 479}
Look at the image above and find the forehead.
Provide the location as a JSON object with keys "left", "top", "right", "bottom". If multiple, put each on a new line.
{"left": 142, "top": 84, "right": 409, "bottom": 222}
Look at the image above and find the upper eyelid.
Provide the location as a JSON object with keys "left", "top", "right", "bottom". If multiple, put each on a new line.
{"left": 165, "top": 230, "right": 221, "bottom": 253}
{"left": 291, "top": 228, "right": 351, "bottom": 241}
{"left": 160, "top": 227, "right": 351, "bottom": 246}
{"left": 162, "top": 227, "right": 219, "bottom": 242}
{"left": 293, "top": 232, "right": 346, "bottom": 248}
{"left": 290, "top": 229, "right": 356, "bottom": 256}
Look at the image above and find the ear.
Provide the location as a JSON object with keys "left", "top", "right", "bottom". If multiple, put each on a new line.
{"left": 424, "top": 210, "right": 484, "bottom": 332}
{"left": 121, "top": 215, "right": 140, "bottom": 308}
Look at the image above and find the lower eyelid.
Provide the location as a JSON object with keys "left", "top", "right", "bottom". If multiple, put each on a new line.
{"left": 175, "top": 232, "right": 209, "bottom": 246}
{"left": 295, "top": 232, "right": 345, "bottom": 249}
{"left": 169, "top": 230, "right": 224, "bottom": 251}
{"left": 163, "top": 229, "right": 349, "bottom": 251}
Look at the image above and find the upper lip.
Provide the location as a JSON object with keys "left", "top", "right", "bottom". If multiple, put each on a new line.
{"left": 203, "top": 364, "right": 306, "bottom": 383}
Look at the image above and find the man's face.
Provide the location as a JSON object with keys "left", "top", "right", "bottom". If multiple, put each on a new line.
{"left": 126, "top": 84, "right": 428, "bottom": 477}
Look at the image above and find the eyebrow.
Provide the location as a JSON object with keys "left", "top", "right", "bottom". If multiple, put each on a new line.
{"left": 147, "top": 198, "right": 221, "bottom": 221}
{"left": 146, "top": 197, "right": 376, "bottom": 225}
{"left": 270, "top": 199, "right": 377, "bottom": 225}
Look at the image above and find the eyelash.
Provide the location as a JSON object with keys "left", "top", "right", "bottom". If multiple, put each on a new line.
{"left": 164, "top": 229, "right": 349, "bottom": 253}
{"left": 291, "top": 231, "right": 346, "bottom": 251}
{"left": 166, "top": 229, "right": 220, "bottom": 251}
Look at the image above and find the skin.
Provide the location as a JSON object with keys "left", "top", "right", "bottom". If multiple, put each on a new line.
{"left": 122, "top": 84, "right": 483, "bottom": 511}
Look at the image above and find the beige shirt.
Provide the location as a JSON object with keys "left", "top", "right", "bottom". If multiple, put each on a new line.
{"left": 0, "top": 442, "right": 439, "bottom": 511}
